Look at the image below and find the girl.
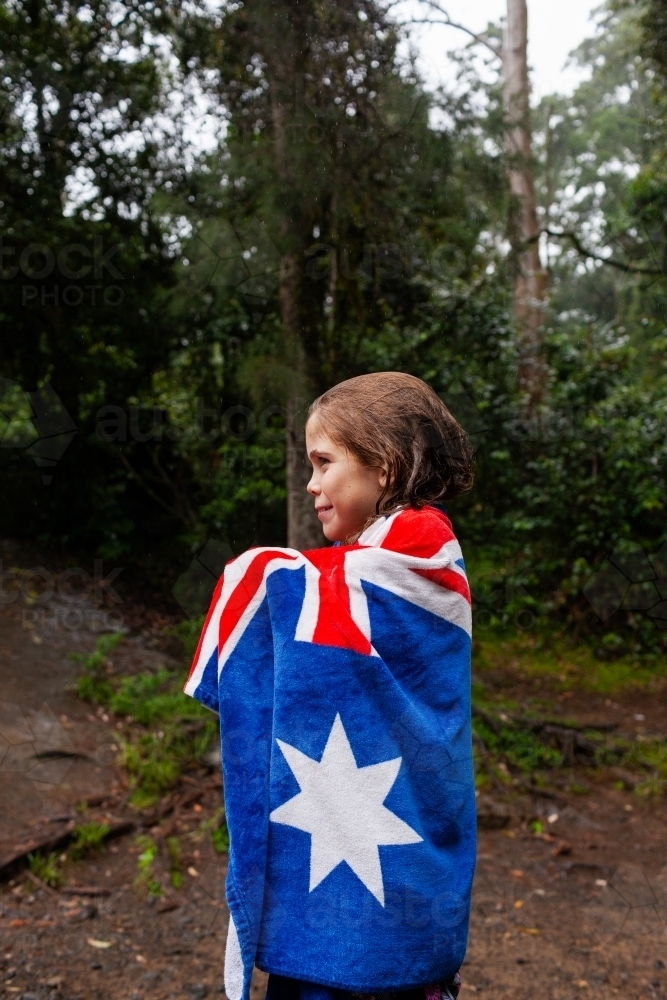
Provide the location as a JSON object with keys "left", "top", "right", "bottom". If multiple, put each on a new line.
{"left": 304, "top": 372, "right": 474, "bottom": 546}
{"left": 186, "top": 372, "right": 476, "bottom": 1000}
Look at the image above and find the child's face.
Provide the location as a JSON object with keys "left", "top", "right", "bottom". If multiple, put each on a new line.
{"left": 305, "top": 419, "right": 386, "bottom": 542}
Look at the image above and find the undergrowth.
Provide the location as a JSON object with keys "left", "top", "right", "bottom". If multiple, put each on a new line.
{"left": 474, "top": 629, "right": 667, "bottom": 695}
{"left": 473, "top": 716, "right": 563, "bottom": 772}
{"left": 73, "top": 634, "right": 217, "bottom": 807}
{"left": 28, "top": 851, "right": 64, "bottom": 888}
{"left": 70, "top": 821, "right": 111, "bottom": 860}
{"left": 135, "top": 835, "right": 161, "bottom": 897}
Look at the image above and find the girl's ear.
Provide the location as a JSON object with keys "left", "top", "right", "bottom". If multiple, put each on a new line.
{"left": 379, "top": 469, "right": 387, "bottom": 489}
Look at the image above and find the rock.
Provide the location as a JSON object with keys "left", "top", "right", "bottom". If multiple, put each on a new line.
{"left": 202, "top": 744, "right": 222, "bottom": 769}
{"left": 476, "top": 794, "right": 513, "bottom": 830}
{"left": 189, "top": 985, "right": 209, "bottom": 1000}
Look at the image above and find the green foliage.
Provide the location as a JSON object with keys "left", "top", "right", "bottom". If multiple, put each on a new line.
{"left": 473, "top": 628, "right": 667, "bottom": 694}
{"left": 28, "top": 852, "right": 64, "bottom": 888}
{"left": 74, "top": 635, "right": 217, "bottom": 806}
{"left": 622, "top": 737, "right": 667, "bottom": 797}
{"left": 211, "top": 819, "right": 230, "bottom": 854}
{"left": 120, "top": 735, "right": 182, "bottom": 808}
{"left": 165, "top": 836, "right": 183, "bottom": 889}
{"left": 109, "top": 670, "right": 193, "bottom": 727}
{"left": 73, "top": 633, "right": 123, "bottom": 705}
{"left": 473, "top": 716, "right": 563, "bottom": 772}
{"left": 70, "top": 822, "right": 111, "bottom": 861}
{"left": 1, "top": 0, "right": 666, "bottom": 659}
{"left": 167, "top": 616, "right": 206, "bottom": 661}
{"left": 135, "top": 835, "right": 161, "bottom": 898}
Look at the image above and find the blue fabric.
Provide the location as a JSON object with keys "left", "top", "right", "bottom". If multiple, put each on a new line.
{"left": 187, "top": 518, "right": 475, "bottom": 1000}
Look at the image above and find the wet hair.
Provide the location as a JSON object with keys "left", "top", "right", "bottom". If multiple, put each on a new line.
{"left": 307, "top": 372, "right": 475, "bottom": 522}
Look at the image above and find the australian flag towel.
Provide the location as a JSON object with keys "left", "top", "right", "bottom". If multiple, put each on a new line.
{"left": 184, "top": 506, "right": 476, "bottom": 1000}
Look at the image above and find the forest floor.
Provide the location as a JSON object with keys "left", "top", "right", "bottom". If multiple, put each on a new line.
{"left": 1, "top": 542, "right": 666, "bottom": 1000}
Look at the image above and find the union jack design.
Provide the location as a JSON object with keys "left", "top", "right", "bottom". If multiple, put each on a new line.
{"left": 184, "top": 506, "right": 471, "bottom": 707}
{"left": 184, "top": 504, "right": 475, "bottom": 1000}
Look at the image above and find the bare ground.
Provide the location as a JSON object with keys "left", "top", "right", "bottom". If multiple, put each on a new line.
{"left": 1, "top": 554, "right": 666, "bottom": 1000}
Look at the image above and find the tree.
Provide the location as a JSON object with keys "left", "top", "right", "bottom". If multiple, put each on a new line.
{"left": 502, "top": 0, "right": 547, "bottom": 411}
{"left": 0, "top": 0, "right": 193, "bottom": 566}
{"left": 185, "top": 0, "right": 453, "bottom": 548}
{"left": 402, "top": 0, "right": 547, "bottom": 413}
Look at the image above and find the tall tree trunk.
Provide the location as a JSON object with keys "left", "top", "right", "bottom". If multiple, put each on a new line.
{"left": 503, "top": 0, "right": 548, "bottom": 413}
{"left": 266, "top": 40, "right": 324, "bottom": 551}
{"left": 279, "top": 253, "right": 324, "bottom": 551}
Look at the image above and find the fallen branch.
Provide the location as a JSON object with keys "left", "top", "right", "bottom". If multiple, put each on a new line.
{"left": 0, "top": 819, "right": 136, "bottom": 884}
{"left": 24, "top": 870, "right": 60, "bottom": 898}
{"left": 0, "top": 820, "right": 76, "bottom": 882}
{"left": 61, "top": 886, "right": 112, "bottom": 897}
{"left": 140, "top": 776, "right": 222, "bottom": 833}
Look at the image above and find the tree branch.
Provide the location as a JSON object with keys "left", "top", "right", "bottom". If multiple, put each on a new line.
{"left": 400, "top": 1, "right": 502, "bottom": 58}
{"left": 115, "top": 449, "right": 195, "bottom": 529}
{"left": 543, "top": 228, "right": 664, "bottom": 277}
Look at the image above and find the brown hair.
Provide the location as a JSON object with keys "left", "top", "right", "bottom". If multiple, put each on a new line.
{"left": 307, "top": 372, "right": 475, "bottom": 522}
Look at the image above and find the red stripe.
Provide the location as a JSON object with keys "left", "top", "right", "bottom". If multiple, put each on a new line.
{"left": 186, "top": 572, "right": 225, "bottom": 683}
{"left": 310, "top": 550, "right": 372, "bottom": 656}
{"left": 219, "top": 550, "right": 297, "bottom": 652}
{"left": 380, "top": 507, "right": 454, "bottom": 558}
{"left": 412, "top": 566, "right": 471, "bottom": 604}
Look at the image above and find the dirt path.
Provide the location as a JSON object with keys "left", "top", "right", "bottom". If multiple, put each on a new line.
{"left": 1, "top": 551, "right": 666, "bottom": 1000}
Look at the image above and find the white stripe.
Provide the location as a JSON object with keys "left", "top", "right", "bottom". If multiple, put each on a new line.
{"left": 183, "top": 588, "right": 226, "bottom": 697}
{"left": 344, "top": 547, "right": 472, "bottom": 637}
{"left": 345, "top": 555, "right": 373, "bottom": 650}
{"left": 188, "top": 535, "right": 471, "bottom": 699}
{"left": 357, "top": 511, "right": 401, "bottom": 548}
{"left": 224, "top": 913, "right": 244, "bottom": 1000}
{"left": 294, "top": 558, "right": 322, "bottom": 642}
{"left": 217, "top": 549, "right": 307, "bottom": 673}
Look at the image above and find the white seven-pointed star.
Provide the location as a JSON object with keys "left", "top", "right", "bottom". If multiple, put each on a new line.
{"left": 269, "top": 714, "right": 422, "bottom": 906}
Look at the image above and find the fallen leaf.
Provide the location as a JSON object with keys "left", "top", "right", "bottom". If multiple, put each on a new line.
{"left": 577, "top": 981, "right": 589, "bottom": 988}
{"left": 513, "top": 900, "right": 524, "bottom": 909}
{"left": 187, "top": 866, "right": 200, "bottom": 877}
{"left": 157, "top": 899, "right": 181, "bottom": 914}
{"left": 511, "top": 869, "right": 524, "bottom": 878}
{"left": 8, "top": 919, "right": 26, "bottom": 928}
{"left": 87, "top": 938, "right": 114, "bottom": 949}
{"left": 47, "top": 976, "right": 64, "bottom": 988}
{"left": 136, "top": 955, "right": 146, "bottom": 963}
{"left": 518, "top": 927, "right": 540, "bottom": 935}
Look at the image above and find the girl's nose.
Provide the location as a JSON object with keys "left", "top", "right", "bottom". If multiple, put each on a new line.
{"left": 307, "top": 471, "right": 320, "bottom": 495}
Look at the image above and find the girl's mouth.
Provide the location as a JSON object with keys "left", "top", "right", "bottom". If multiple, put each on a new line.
{"left": 316, "top": 505, "right": 333, "bottom": 520}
